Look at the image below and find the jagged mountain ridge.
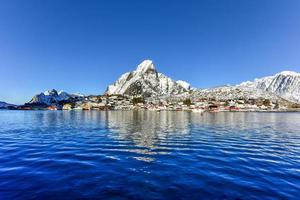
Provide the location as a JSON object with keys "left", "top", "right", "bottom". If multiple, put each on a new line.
{"left": 191, "top": 71, "right": 300, "bottom": 103}
{"left": 29, "top": 89, "right": 84, "bottom": 105}
{"left": 191, "top": 85, "right": 283, "bottom": 102}
{"left": 105, "top": 60, "right": 191, "bottom": 97}
{"left": 238, "top": 71, "right": 300, "bottom": 103}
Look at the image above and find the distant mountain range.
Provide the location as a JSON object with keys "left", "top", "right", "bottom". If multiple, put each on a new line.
{"left": 28, "top": 89, "right": 84, "bottom": 106}
{"left": 0, "top": 101, "right": 16, "bottom": 109}
{"left": 2, "top": 60, "right": 300, "bottom": 107}
{"left": 238, "top": 71, "right": 300, "bottom": 103}
{"left": 192, "top": 71, "right": 300, "bottom": 103}
{"left": 105, "top": 60, "right": 300, "bottom": 103}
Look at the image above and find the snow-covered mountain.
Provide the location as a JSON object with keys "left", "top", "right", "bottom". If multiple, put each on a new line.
{"left": 23, "top": 61, "right": 300, "bottom": 106}
{"left": 29, "top": 89, "right": 84, "bottom": 105}
{"left": 238, "top": 71, "right": 300, "bottom": 103}
{"left": 191, "top": 85, "right": 282, "bottom": 102}
{"left": 105, "top": 60, "right": 192, "bottom": 97}
{"left": 105, "top": 60, "right": 300, "bottom": 103}
{"left": 0, "top": 101, "right": 16, "bottom": 109}
{"left": 189, "top": 71, "right": 300, "bottom": 103}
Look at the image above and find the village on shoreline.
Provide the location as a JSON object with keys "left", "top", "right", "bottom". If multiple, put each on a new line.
{"left": 12, "top": 94, "right": 300, "bottom": 112}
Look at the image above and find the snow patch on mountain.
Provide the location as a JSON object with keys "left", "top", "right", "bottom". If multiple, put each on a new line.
{"left": 136, "top": 60, "right": 155, "bottom": 73}
{"left": 176, "top": 80, "right": 191, "bottom": 91}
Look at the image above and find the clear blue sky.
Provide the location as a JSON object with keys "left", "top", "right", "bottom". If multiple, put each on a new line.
{"left": 1, "top": 0, "right": 300, "bottom": 104}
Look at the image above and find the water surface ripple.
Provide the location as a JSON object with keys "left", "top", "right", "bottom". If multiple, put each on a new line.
{"left": 0, "top": 111, "right": 300, "bottom": 199}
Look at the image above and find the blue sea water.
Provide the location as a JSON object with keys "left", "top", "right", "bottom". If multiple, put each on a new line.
{"left": 0, "top": 110, "right": 300, "bottom": 200}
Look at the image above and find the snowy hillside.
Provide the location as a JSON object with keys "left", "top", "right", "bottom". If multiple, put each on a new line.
{"left": 189, "top": 71, "right": 300, "bottom": 103}
{"left": 191, "top": 85, "right": 281, "bottom": 101}
{"left": 105, "top": 60, "right": 192, "bottom": 97}
{"left": 238, "top": 71, "right": 300, "bottom": 103}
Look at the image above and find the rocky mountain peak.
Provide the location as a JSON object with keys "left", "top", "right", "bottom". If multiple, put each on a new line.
{"left": 136, "top": 60, "right": 156, "bottom": 74}
{"left": 44, "top": 89, "right": 58, "bottom": 96}
{"left": 276, "top": 71, "right": 300, "bottom": 77}
{"left": 105, "top": 60, "right": 191, "bottom": 97}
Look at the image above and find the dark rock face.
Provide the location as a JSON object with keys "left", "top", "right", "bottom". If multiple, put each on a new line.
{"left": 124, "top": 82, "right": 143, "bottom": 96}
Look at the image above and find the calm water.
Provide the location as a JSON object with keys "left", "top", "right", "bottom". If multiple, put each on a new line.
{"left": 0, "top": 111, "right": 300, "bottom": 200}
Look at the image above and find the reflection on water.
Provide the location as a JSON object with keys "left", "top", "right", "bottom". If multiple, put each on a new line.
{"left": 106, "top": 111, "right": 191, "bottom": 146}
{"left": 105, "top": 111, "right": 193, "bottom": 162}
{"left": 0, "top": 110, "right": 300, "bottom": 199}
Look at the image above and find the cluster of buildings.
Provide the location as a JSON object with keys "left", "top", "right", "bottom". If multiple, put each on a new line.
{"left": 136, "top": 97, "right": 290, "bottom": 112}
{"left": 17, "top": 94, "right": 299, "bottom": 112}
{"left": 62, "top": 95, "right": 133, "bottom": 110}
